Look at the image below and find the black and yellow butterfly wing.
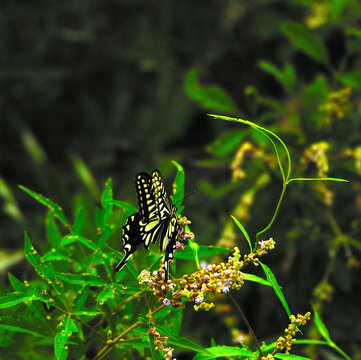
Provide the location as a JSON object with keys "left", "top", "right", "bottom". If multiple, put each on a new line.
{"left": 115, "top": 170, "right": 179, "bottom": 281}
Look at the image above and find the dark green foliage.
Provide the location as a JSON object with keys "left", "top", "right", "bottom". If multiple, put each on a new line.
{"left": 1, "top": 0, "right": 361, "bottom": 359}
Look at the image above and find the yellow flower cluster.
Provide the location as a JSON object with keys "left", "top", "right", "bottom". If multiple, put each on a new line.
{"left": 313, "top": 280, "right": 333, "bottom": 302}
{"left": 301, "top": 142, "right": 333, "bottom": 205}
{"left": 301, "top": 142, "right": 330, "bottom": 178}
{"left": 275, "top": 312, "right": 311, "bottom": 354}
{"left": 231, "top": 142, "right": 265, "bottom": 182}
{"left": 138, "top": 238, "right": 276, "bottom": 311}
{"left": 320, "top": 87, "right": 352, "bottom": 124}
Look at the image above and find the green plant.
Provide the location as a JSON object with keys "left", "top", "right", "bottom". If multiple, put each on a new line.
{"left": 0, "top": 119, "right": 351, "bottom": 360}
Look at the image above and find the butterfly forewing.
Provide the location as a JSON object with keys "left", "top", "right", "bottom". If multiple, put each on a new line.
{"left": 152, "top": 170, "right": 173, "bottom": 220}
{"left": 136, "top": 172, "right": 158, "bottom": 222}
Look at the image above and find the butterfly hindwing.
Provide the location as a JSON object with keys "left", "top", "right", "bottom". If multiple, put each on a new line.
{"left": 116, "top": 169, "right": 180, "bottom": 281}
{"left": 114, "top": 212, "right": 143, "bottom": 272}
{"left": 163, "top": 215, "right": 178, "bottom": 281}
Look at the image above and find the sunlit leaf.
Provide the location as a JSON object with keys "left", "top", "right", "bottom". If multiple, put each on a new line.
{"left": 193, "top": 345, "right": 254, "bottom": 359}
{"left": 260, "top": 262, "right": 291, "bottom": 317}
{"left": 231, "top": 215, "right": 252, "bottom": 252}
{"left": 243, "top": 273, "right": 272, "bottom": 287}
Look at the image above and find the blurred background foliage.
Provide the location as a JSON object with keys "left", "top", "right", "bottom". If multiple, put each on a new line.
{"left": 0, "top": 0, "right": 361, "bottom": 359}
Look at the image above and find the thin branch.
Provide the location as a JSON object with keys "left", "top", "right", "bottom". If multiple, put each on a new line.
{"left": 93, "top": 304, "right": 166, "bottom": 360}
{"left": 72, "top": 314, "right": 106, "bottom": 341}
{"left": 228, "top": 292, "right": 264, "bottom": 358}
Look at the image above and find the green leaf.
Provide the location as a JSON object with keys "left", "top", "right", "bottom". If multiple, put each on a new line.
{"left": 97, "top": 284, "right": 117, "bottom": 305}
{"left": 193, "top": 345, "right": 255, "bottom": 359}
{"left": 274, "top": 354, "right": 312, "bottom": 360}
{"left": 72, "top": 155, "right": 100, "bottom": 199}
{"left": 171, "top": 160, "right": 185, "bottom": 211}
{"left": 259, "top": 61, "right": 296, "bottom": 93}
{"left": 0, "top": 323, "right": 48, "bottom": 339}
{"left": 243, "top": 273, "right": 272, "bottom": 287}
{"left": 174, "top": 245, "right": 231, "bottom": 260}
{"left": 207, "top": 130, "right": 246, "bottom": 157}
{"left": 19, "top": 186, "right": 69, "bottom": 227}
{"left": 281, "top": 22, "right": 329, "bottom": 64}
{"left": 61, "top": 234, "right": 98, "bottom": 251}
{"left": 72, "top": 311, "right": 101, "bottom": 317}
{"left": 72, "top": 207, "right": 85, "bottom": 236}
{"left": 21, "top": 129, "right": 46, "bottom": 164}
{"left": 101, "top": 178, "right": 113, "bottom": 210}
{"left": 42, "top": 251, "right": 72, "bottom": 263}
{"left": 231, "top": 215, "right": 252, "bottom": 252}
{"left": 188, "top": 239, "right": 200, "bottom": 269}
{"left": 24, "top": 231, "right": 41, "bottom": 268}
{"left": 184, "top": 68, "right": 238, "bottom": 113}
{"left": 99, "top": 178, "right": 114, "bottom": 233}
{"left": 54, "top": 316, "right": 78, "bottom": 360}
{"left": 293, "top": 339, "right": 329, "bottom": 345}
{"left": 337, "top": 69, "right": 361, "bottom": 89}
{"left": 312, "top": 305, "right": 331, "bottom": 343}
{"left": 111, "top": 200, "right": 137, "bottom": 216}
{"left": 124, "top": 259, "right": 140, "bottom": 281}
{"left": 46, "top": 211, "right": 62, "bottom": 250}
{"left": 55, "top": 272, "right": 106, "bottom": 287}
{"left": 8, "top": 273, "right": 27, "bottom": 292}
{"left": 0, "top": 176, "right": 24, "bottom": 222}
{"left": 288, "top": 177, "right": 348, "bottom": 183}
{"left": 260, "top": 262, "right": 291, "bottom": 317}
{"left": 0, "top": 292, "right": 41, "bottom": 309}
{"left": 154, "top": 323, "right": 207, "bottom": 354}
{"left": 73, "top": 285, "right": 90, "bottom": 311}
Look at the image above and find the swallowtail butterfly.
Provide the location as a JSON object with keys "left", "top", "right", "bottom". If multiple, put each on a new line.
{"left": 115, "top": 170, "right": 179, "bottom": 281}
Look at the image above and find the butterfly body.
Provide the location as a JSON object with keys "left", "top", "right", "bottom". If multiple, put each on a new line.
{"left": 115, "top": 170, "right": 179, "bottom": 281}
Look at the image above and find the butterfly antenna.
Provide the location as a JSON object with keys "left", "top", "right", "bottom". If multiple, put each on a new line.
{"left": 174, "top": 188, "right": 198, "bottom": 206}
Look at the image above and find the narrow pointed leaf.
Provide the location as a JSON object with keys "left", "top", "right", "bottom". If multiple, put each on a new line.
{"left": 312, "top": 305, "right": 331, "bottom": 343}
{"left": 231, "top": 215, "right": 252, "bottom": 252}
{"left": 193, "top": 345, "right": 254, "bottom": 359}
{"left": 274, "top": 354, "right": 312, "bottom": 360}
{"left": 260, "top": 262, "right": 291, "bottom": 317}
{"left": 243, "top": 273, "right": 272, "bottom": 287}
{"left": 55, "top": 272, "right": 106, "bottom": 287}
{"left": 19, "top": 185, "right": 69, "bottom": 227}
{"left": 0, "top": 323, "right": 48, "bottom": 338}
{"left": 0, "top": 292, "right": 41, "bottom": 309}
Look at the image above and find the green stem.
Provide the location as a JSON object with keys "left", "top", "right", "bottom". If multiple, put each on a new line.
{"left": 255, "top": 183, "right": 287, "bottom": 245}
